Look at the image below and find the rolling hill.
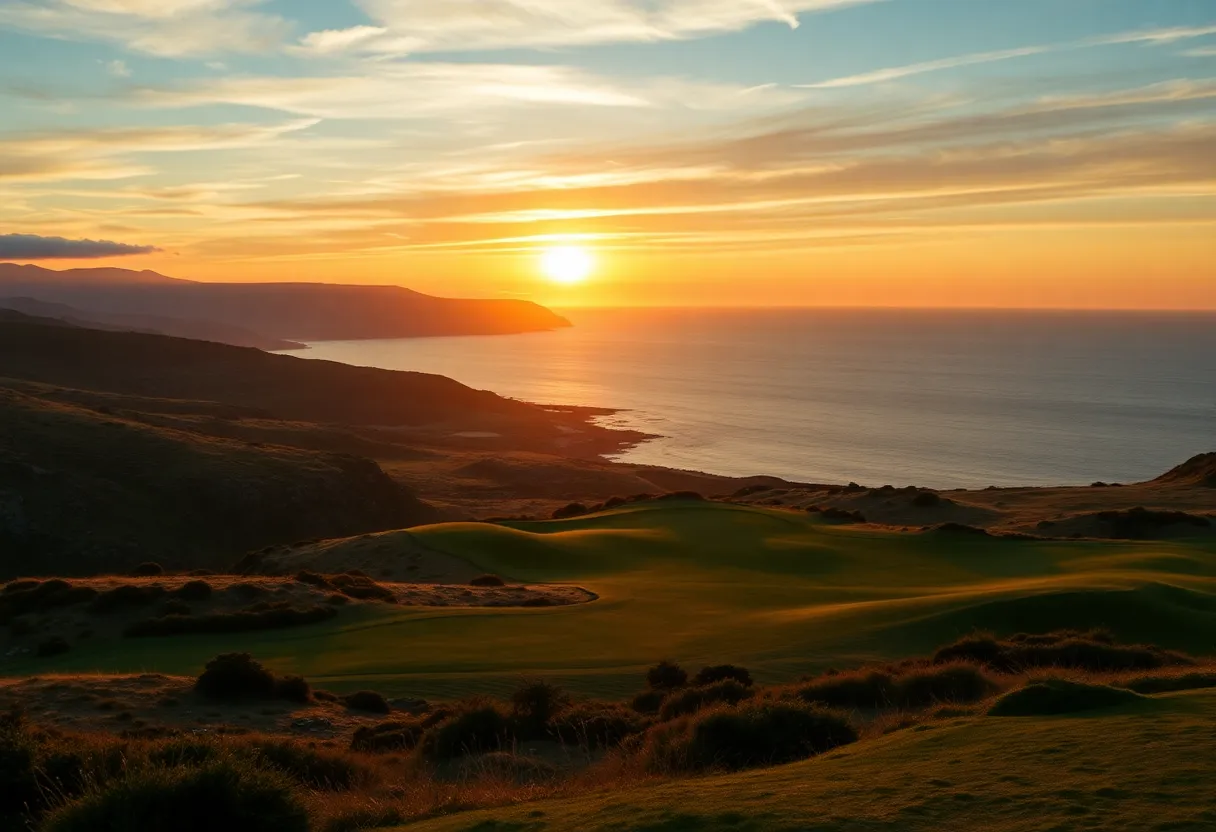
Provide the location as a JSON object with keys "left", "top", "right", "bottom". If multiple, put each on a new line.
{"left": 16, "top": 499, "right": 1215, "bottom": 697}
{"left": 0, "top": 263, "right": 570, "bottom": 341}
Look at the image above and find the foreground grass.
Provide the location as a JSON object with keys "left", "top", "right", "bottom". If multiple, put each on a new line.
{"left": 12, "top": 501, "right": 1216, "bottom": 697}
{"left": 402, "top": 688, "right": 1216, "bottom": 832}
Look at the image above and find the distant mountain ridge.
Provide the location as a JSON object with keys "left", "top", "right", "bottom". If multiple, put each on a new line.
{"left": 0, "top": 263, "right": 571, "bottom": 342}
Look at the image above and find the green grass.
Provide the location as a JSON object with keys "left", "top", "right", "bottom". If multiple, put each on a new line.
{"left": 399, "top": 689, "right": 1216, "bottom": 832}
{"left": 13, "top": 501, "right": 1216, "bottom": 698}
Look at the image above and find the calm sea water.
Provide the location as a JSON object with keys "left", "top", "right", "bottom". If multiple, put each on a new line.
{"left": 296, "top": 309, "right": 1216, "bottom": 489}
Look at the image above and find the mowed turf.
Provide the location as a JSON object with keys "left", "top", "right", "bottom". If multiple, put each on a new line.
{"left": 15, "top": 501, "right": 1216, "bottom": 698}
{"left": 401, "top": 689, "right": 1216, "bottom": 832}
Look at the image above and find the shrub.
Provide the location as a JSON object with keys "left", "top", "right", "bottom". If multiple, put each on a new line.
{"left": 602, "top": 496, "right": 629, "bottom": 509}
{"left": 469, "top": 574, "right": 506, "bottom": 588}
{"left": 911, "top": 491, "right": 942, "bottom": 507}
{"left": 820, "top": 508, "right": 866, "bottom": 523}
{"left": 932, "top": 631, "right": 1190, "bottom": 673}
{"left": 522, "top": 597, "right": 554, "bottom": 607}
{"left": 3, "top": 579, "right": 39, "bottom": 594}
{"left": 988, "top": 679, "right": 1145, "bottom": 717}
{"left": 42, "top": 758, "right": 309, "bottom": 832}
{"left": 132, "top": 562, "right": 164, "bottom": 577}
{"left": 656, "top": 491, "right": 706, "bottom": 502}
{"left": 36, "top": 636, "right": 72, "bottom": 658}
{"left": 89, "top": 584, "right": 166, "bottom": 614}
{"left": 422, "top": 702, "right": 513, "bottom": 761}
{"left": 158, "top": 600, "right": 192, "bottom": 617}
{"left": 552, "top": 502, "right": 589, "bottom": 519}
{"left": 795, "top": 670, "right": 895, "bottom": 710}
{"left": 350, "top": 721, "right": 424, "bottom": 753}
{"left": 510, "top": 680, "right": 569, "bottom": 735}
{"left": 933, "top": 522, "right": 990, "bottom": 536}
{"left": 274, "top": 676, "right": 312, "bottom": 704}
{"left": 329, "top": 575, "right": 395, "bottom": 602}
{"left": 548, "top": 702, "right": 645, "bottom": 749}
{"left": 459, "top": 751, "right": 557, "bottom": 784}
{"left": 251, "top": 740, "right": 363, "bottom": 790}
{"left": 0, "top": 581, "right": 99, "bottom": 621}
{"left": 173, "top": 580, "right": 213, "bottom": 602}
{"left": 295, "top": 571, "right": 333, "bottom": 589}
{"left": 630, "top": 689, "right": 667, "bottom": 715}
{"left": 693, "top": 665, "right": 754, "bottom": 688}
{"left": 647, "top": 660, "right": 688, "bottom": 690}
{"left": 893, "top": 664, "right": 998, "bottom": 708}
{"left": 195, "top": 654, "right": 278, "bottom": 701}
{"left": 659, "top": 680, "right": 754, "bottom": 720}
{"left": 642, "top": 702, "right": 857, "bottom": 773}
{"left": 342, "top": 691, "right": 390, "bottom": 714}
{"left": 0, "top": 712, "right": 38, "bottom": 819}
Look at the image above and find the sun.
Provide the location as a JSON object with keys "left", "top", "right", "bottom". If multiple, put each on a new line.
{"left": 541, "top": 246, "right": 594, "bottom": 285}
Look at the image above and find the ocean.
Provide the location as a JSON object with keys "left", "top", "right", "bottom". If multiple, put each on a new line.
{"left": 294, "top": 308, "right": 1216, "bottom": 489}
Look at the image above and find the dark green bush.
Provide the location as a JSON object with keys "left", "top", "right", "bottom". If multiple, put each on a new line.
{"left": 631, "top": 689, "right": 667, "bottom": 714}
{"left": 642, "top": 702, "right": 857, "bottom": 772}
{"left": 1123, "top": 671, "right": 1216, "bottom": 694}
{"left": 511, "top": 680, "right": 569, "bottom": 735}
{"left": 988, "top": 679, "right": 1145, "bottom": 717}
{"left": 350, "top": 721, "right": 424, "bottom": 753}
{"left": 552, "top": 503, "right": 589, "bottom": 519}
{"left": 329, "top": 575, "right": 395, "bottom": 602}
{"left": 195, "top": 654, "right": 278, "bottom": 701}
{"left": 42, "top": 758, "right": 309, "bottom": 832}
{"left": 933, "top": 631, "right": 1191, "bottom": 673}
{"left": 274, "top": 676, "right": 312, "bottom": 704}
{"left": 890, "top": 664, "right": 999, "bottom": 708}
{"left": 422, "top": 702, "right": 513, "bottom": 761}
{"left": 794, "top": 670, "right": 896, "bottom": 709}
{"left": 89, "top": 584, "right": 166, "bottom": 614}
{"left": 469, "top": 574, "right": 506, "bottom": 587}
{"left": 548, "top": 702, "right": 644, "bottom": 749}
{"left": 173, "top": 580, "right": 213, "bottom": 602}
{"left": 646, "top": 660, "right": 688, "bottom": 690}
{"left": 0, "top": 712, "right": 38, "bottom": 819}
{"left": 693, "top": 665, "right": 753, "bottom": 688}
{"left": 659, "top": 680, "right": 754, "bottom": 720}
{"left": 132, "top": 562, "right": 164, "bottom": 577}
{"left": 342, "top": 691, "right": 390, "bottom": 714}
{"left": 251, "top": 740, "right": 363, "bottom": 791}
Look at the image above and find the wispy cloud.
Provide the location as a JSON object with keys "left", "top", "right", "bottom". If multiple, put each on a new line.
{"left": 800, "top": 24, "right": 1216, "bottom": 89}
{"left": 799, "top": 47, "right": 1047, "bottom": 89}
{"left": 301, "top": 0, "right": 879, "bottom": 55}
{"left": 0, "top": 232, "right": 159, "bottom": 259}
{"left": 133, "top": 63, "right": 800, "bottom": 119}
{"left": 0, "top": 0, "right": 288, "bottom": 56}
{"left": 0, "top": 120, "right": 318, "bottom": 184}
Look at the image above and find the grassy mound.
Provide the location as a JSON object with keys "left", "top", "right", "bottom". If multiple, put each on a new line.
{"left": 988, "top": 679, "right": 1146, "bottom": 716}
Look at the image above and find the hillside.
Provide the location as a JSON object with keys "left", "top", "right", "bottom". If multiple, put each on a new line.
{"left": 0, "top": 317, "right": 572, "bottom": 430}
{"left": 0, "top": 296, "right": 303, "bottom": 351}
{"left": 0, "top": 386, "right": 438, "bottom": 577}
{"left": 0, "top": 263, "right": 570, "bottom": 340}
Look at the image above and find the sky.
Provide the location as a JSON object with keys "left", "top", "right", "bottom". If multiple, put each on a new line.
{"left": 1, "top": 0, "right": 1214, "bottom": 308}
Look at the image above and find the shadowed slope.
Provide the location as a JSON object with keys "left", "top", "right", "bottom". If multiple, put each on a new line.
{"left": 0, "top": 388, "right": 436, "bottom": 577}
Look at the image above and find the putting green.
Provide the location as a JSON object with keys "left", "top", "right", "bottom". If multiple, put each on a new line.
{"left": 15, "top": 501, "right": 1216, "bottom": 697}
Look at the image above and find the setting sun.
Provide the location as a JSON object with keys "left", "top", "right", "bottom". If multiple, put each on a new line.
{"left": 541, "top": 246, "right": 594, "bottom": 285}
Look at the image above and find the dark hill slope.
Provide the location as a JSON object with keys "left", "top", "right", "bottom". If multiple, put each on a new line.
{"left": 0, "top": 296, "right": 303, "bottom": 351}
{"left": 0, "top": 264, "right": 570, "bottom": 340}
{"left": 0, "top": 319, "right": 544, "bottom": 429}
{"left": 0, "top": 387, "right": 437, "bottom": 577}
{"left": 1155, "top": 453, "right": 1216, "bottom": 488}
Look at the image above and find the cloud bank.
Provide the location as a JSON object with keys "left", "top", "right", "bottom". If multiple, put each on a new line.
{"left": 0, "top": 233, "right": 160, "bottom": 259}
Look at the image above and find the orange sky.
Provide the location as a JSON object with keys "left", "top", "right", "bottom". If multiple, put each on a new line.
{"left": 2, "top": 1, "right": 1215, "bottom": 309}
